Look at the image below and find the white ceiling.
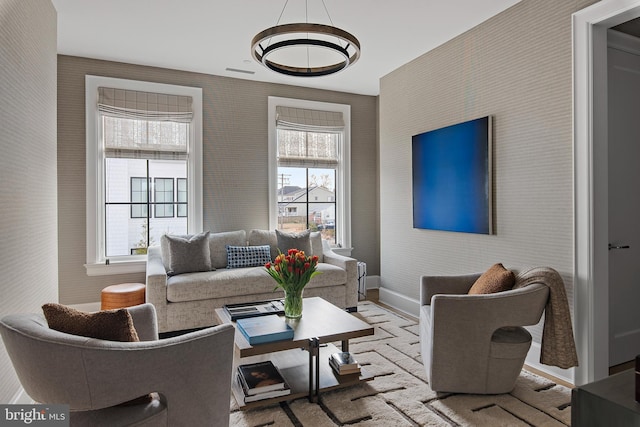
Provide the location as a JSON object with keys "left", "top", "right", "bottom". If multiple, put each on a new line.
{"left": 51, "top": 0, "right": 521, "bottom": 96}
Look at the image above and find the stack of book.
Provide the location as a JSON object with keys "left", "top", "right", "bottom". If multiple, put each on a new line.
{"left": 236, "top": 361, "right": 291, "bottom": 403}
{"left": 329, "top": 351, "right": 361, "bottom": 376}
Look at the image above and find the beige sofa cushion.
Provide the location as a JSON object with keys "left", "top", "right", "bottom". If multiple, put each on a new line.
{"left": 248, "top": 229, "right": 278, "bottom": 260}
{"left": 209, "top": 230, "right": 247, "bottom": 269}
{"left": 160, "top": 230, "right": 247, "bottom": 271}
{"left": 276, "top": 229, "right": 311, "bottom": 255}
{"left": 166, "top": 262, "right": 346, "bottom": 303}
{"left": 248, "top": 229, "right": 323, "bottom": 260}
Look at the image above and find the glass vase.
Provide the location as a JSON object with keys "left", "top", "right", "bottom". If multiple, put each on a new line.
{"left": 283, "top": 288, "right": 304, "bottom": 319}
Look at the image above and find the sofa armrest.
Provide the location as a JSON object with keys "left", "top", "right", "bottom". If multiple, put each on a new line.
{"left": 322, "top": 244, "right": 358, "bottom": 308}
{"left": 419, "top": 273, "right": 480, "bottom": 306}
{"left": 145, "top": 246, "right": 169, "bottom": 331}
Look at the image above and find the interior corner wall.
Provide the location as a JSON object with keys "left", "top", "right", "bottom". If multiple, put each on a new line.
{"left": 379, "top": 0, "right": 595, "bottom": 333}
{"left": 0, "top": 0, "right": 58, "bottom": 403}
{"left": 57, "top": 56, "right": 379, "bottom": 305}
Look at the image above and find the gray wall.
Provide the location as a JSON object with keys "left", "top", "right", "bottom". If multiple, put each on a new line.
{"left": 57, "top": 56, "right": 379, "bottom": 304}
{"left": 379, "top": 0, "right": 595, "bottom": 341}
{"left": 0, "top": 0, "right": 58, "bottom": 403}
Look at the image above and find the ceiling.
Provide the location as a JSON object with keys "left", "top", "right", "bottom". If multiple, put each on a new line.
{"left": 50, "top": 0, "right": 521, "bottom": 96}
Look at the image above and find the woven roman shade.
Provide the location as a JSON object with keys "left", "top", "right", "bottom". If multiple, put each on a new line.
{"left": 275, "top": 106, "right": 344, "bottom": 132}
{"left": 98, "top": 87, "right": 193, "bottom": 122}
{"left": 98, "top": 87, "right": 193, "bottom": 160}
{"left": 276, "top": 106, "right": 342, "bottom": 167}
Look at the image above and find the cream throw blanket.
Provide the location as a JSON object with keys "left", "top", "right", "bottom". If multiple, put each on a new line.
{"left": 514, "top": 267, "right": 579, "bottom": 369}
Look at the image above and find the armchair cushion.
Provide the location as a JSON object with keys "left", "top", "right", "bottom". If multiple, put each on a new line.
{"left": 164, "top": 231, "right": 212, "bottom": 276}
{"left": 468, "top": 263, "right": 515, "bottom": 295}
{"left": 42, "top": 303, "right": 139, "bottom": 342}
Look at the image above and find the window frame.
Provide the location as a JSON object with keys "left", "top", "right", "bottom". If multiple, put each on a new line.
{"left": 268, "top": 96, "right": 352, "bottom": 251}
{"left": 85, "top": 76, "right": 203, "bottom": 276}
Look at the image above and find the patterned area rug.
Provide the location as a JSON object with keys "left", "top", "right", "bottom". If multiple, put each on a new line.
{"left": 230, "top": 301, "right": 572, "bottom": 426}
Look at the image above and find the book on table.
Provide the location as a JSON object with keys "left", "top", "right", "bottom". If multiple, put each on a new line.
{"left": 223, "top": 299, "right": 285, "bottom": 321}
{"left": 236, "top": 361, "right": 290, "bottom": 402}
{"left": 329, "top": 352, "right": 361, "bottom": 375}
{"left": 236, "top": 314, "right": 294, "bottom": 345}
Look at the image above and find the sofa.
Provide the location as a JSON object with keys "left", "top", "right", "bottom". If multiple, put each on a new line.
{"left": 146, "top": 229, "right": 358, "bottom": 333}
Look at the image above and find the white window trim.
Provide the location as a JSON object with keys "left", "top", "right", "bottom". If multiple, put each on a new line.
{"left": 85, "top": 76, "right": 203, "bottom": 276}
{"left": 268, "top": 96, "right": 352, "bottom": 251}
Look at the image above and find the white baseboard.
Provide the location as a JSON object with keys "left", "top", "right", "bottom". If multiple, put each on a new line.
{"left": 378, "top": 286, "right": 420, "bottom": 318}
{"left": 365, "top": 275, "right": 380, "bottom": 289}
{"left": 377, "top": 286, "right": 575, "bottom": 386}
{"left": 525, "top": 342, "right": 575, "bottom": 385}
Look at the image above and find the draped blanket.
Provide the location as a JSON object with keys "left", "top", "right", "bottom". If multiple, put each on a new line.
{"left": 514, "top": 267, "right": 579, "bottom": 369}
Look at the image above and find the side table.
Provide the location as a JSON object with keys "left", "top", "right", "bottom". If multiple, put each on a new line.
{"left": 572, "top": 369, "right": 640, "bottom": 426}
{"left": 101, "top": 283, "right": 146, "bottom": 310}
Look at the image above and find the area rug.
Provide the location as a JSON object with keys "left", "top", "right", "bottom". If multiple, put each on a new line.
{"left": 229, "top": 301, "right": 572, "bottom": 426}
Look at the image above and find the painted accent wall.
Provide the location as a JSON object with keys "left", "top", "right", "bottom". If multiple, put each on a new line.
{"left": 379, "top": 0, "right": 595, "bottom": 356}
{"left": 57, "top": 56, "right": 379, "bottom": 305}
{"left": 0, "top": 0, "right": 58, "bottom": 403}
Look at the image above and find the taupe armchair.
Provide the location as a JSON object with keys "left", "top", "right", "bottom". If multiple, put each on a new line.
{"left": 420, "top": 274, "right": 549, "bottom": 394}
{"left": 0, "top": 303, "right": 235, "bottom": 426}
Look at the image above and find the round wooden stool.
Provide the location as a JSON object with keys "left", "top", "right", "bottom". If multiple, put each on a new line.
{"left": 101, "top": 283, "right": 146, "bottom": 310}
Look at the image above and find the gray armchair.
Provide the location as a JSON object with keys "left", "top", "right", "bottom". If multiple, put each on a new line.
{"left": 420, "top": 274, "right": 549, "bottom": 394}
{"left": 0, "top": 303, "right": 235, "bottom": 426}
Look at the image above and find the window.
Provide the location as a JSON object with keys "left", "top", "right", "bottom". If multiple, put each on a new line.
{"left": 154, "top": 178, "right": 175, "bottom": 218}
{"left": 177, "top": 178, "right": 187, "bottom": 217}
{"left": 268, "top": 97, "right": 351, "bottom": 250}
{"left": 86, "top": 76, "right": 202, "bottom": 275}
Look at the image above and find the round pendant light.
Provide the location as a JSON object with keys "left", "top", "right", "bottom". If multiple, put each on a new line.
{"left": 251, "top": 2, "right": 361, "bottom": 77}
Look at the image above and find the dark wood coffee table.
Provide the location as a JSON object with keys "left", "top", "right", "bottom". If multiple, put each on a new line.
{"left": 214, "top": 297, "right": 375, "bottom": 409}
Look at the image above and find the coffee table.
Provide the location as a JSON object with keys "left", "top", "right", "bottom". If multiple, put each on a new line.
{"left": 214, "top": 297, "right": 375, "bottom": 409}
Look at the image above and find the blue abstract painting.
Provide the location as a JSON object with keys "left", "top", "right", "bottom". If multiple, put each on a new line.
{"left": 412, "top": 116, "right": 492, "bottom": 234}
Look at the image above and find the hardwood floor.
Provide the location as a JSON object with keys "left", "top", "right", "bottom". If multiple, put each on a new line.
{"left": 610, "top": 360, "right": 635, "bottom": 375}
{"left": 364, "top": 288, "right": 417, "bottom": 321}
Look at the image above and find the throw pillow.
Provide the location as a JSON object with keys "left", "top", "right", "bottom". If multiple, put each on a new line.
{"left": 226, "top": 245, "right": 272, "bottom": 269}
{"left": 309, "top": 231, "right": 323, "bottom": 260}
{"left": 209, "top": 230, "right": 247, "bottom": 269}
{"left": 468, "top": 263, "right": 515, "bottom": 295}
{"left": 276, "top": 229, "right": 312, "bottom": 256}
{"left": 42, "top": 303, "right": 140, "bottom": 342}
{"left": 165, "top": 231, "right": 212, "bottom": 276}
{"left": 248, "top": 229, "right": 278, "bottom": 261}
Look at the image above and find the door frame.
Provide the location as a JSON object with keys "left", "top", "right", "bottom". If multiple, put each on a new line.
{"left": 573, "top": 0, "right": 640, "bottom": 386}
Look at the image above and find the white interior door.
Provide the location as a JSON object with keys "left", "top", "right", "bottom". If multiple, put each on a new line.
{"left": 608, "top": 42, "right": 640, "bottom": 366}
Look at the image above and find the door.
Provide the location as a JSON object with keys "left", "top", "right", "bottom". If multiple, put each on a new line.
{"left": 608, "top": 45, "right": 640, "bottom": 366}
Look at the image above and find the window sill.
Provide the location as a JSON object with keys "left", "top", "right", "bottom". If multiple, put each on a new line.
{"left": 332, "top": 247, "right": 353, "bottom": 257}
{"left": 84, "top": 260, "right": 146, "bottom": 276}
